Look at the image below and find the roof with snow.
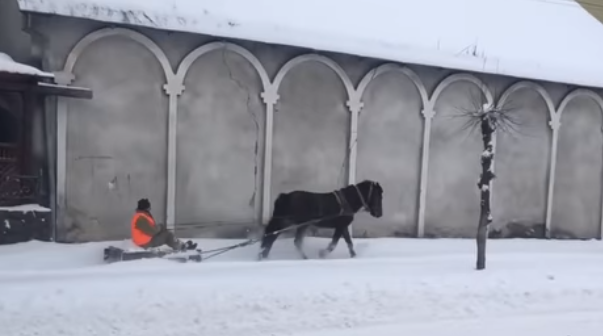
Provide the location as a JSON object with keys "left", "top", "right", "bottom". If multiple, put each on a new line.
{"left": 17, "top": 0, "right": 603, "bottom": 88}
{"left": 0, "top": 52, "right": 54, "bottom": 78}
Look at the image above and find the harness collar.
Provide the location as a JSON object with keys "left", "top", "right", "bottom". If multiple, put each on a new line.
{"left": 354, "top": 182, "right": 373, "bottom": 213}
{"left": 333, "top": 182, "right": 374, "bottom": 215}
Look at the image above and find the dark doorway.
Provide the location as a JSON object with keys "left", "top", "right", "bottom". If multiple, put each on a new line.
{"left": 0, "top": 105, "right": 18, "bottom": 143}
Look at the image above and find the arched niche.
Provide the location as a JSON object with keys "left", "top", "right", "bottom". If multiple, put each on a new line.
{"left": 57, "top": 27, "right": 173, "bottom": 241}
{"left": 354, "top": 63, "right": 428, "bottom": 237}
{"left": 553, "top": 89, "right": 603, "bottom": 239}
{"left": 492, "top": 81, "right": 555, "bottom": 236}
{"left": 172, "top": 42, "right": 270, "bottom": 235}
{"left": 424, "top": 73, "right": 493, "bottom": 237}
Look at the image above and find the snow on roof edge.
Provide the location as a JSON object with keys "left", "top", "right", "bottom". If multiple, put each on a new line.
{"left": 0, "top": 52, "right": 54, "bottom": 78}
{"left": 0, "top": 204, "right": 51, "bottom": 212}
{"left": 16, "top": 0, "right": 603, "bottom": 89}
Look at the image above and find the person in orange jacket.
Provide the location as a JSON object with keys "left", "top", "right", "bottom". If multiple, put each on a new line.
{"left": 131, "top": 198, "right": 197, "bottom": 251}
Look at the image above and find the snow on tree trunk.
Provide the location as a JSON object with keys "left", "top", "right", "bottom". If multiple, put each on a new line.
{"left": 476, "top": 104, "right": 496, "bottom": 271}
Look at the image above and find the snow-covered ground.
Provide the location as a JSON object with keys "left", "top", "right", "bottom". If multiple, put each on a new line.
{"left": 1, "top": 237, "right": 603, "bottom": 336}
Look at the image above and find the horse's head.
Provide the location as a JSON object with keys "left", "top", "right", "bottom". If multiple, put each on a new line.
{"left": 357, "top": 180, "right": 383, "bottom": 218}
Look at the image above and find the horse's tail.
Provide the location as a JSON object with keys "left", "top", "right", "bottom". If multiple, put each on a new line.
{"left": 272, "top": 192, "right": 290, "bottom": 218}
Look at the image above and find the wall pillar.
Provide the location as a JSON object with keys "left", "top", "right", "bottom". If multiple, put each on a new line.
{"left": 346, "top": 98, "right": 363, "bottom": 186}
{"left": 545, "top": 115, "right": 561, "bottom": 238}
{"left": 260, "top": 87, "right": 279, "bottom": 224}
{"left": 346, "top": 97, "right": 363, "bottom": 235}
{"left": 416, "top": 106, "right": 434, "bottom": 238}
{"left": 51, "top": 70, "right": 75, "bottom": 240}
{"left": 162, "top": 81, "right": 184, "bottom": 231}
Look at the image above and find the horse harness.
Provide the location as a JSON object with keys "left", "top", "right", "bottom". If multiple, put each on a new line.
{"left": 333, "top": 182, "right": 374, "bottom": 215}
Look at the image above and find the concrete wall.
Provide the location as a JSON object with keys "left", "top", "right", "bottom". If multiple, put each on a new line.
{"left": 63, "top": 36, "right": 169, "bottom": 241}
{"left": 356, "top": 71, "right": 423, "bottom": 237}
{"left": 27, "top": 15, "right": 603, "bottom": 242}
{"left": 176, "top": 50, "right": 265, "bottom": 238}
{"left": 0, "top": 0, "right": 31, "bottom": 63}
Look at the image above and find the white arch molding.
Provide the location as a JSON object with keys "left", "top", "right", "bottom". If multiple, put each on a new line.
{"left": 175, "top": 42, "right": 270, "bottom": 88}
{"left": 497, "top": 81, "right": 556, "bottom": 120}
{"left": 356, "top": 64, "right": 429, "bottom": 237}
{"left": 62, "top": 28, "right": 174, "bottom": 80}
{"left": 173, "top": 42, "right": 272, "bottom": 226}
{"left": 497, "top": 81, "right": 557, "bottom": 238}
{"left": 429, "top": 73, "right": 495, "bottom": 108}
{"left": 272, "top": 54, "right": 356, "bottom": 97}
{"left": 54, "top": 27, "right": 176, "bottom": 231}
{"left": 557, "top": 89, "right": 603, "bottom": 118}
{"left": 419, "top": 74, "right": 494, "bottom": 237}
{"left": 555, "top": 89, "right": 603, "bottom": 239}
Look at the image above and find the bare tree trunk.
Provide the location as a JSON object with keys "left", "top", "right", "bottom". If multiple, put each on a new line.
{"left": 476, "top": 114, "right": 495, "bottom": 270}
{"left": 476, "top": 211, "right": 489, "bottom": 270}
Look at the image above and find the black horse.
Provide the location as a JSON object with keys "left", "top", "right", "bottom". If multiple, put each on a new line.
{"left": 258, "top": 180, "right": 383, "bottom": 260}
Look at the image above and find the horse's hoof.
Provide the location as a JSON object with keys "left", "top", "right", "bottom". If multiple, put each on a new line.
{"left": 318, "top": 249, "right": 328, "bottom": 258}
{"left": 350, "top": 251, "right": 357, "bottom": 258}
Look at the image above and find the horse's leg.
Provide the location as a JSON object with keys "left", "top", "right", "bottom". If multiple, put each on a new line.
{"left": 319, "top": 226, "right": 344, "bottom": 258}
{"left": 294, "top": 225, "right": 309, "bottom": 260}
{"left": 259, "top": 233, "right": 280, "bottom": 260}
{"left": 342, "top": 226, "right": 356, "bottom": 258}
{"left": 258, "top": 217, "right": 283, "bottom": 260}
{"left": 319, "top": 216, "right": 353, "bottom": 258}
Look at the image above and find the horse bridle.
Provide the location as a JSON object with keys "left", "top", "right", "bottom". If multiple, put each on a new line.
{"left": 334, "top": 182, "right": 375, "bottom": 215}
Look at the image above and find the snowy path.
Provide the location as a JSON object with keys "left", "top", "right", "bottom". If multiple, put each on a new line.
{"left": 308, "top": 310, "right": 603, "bottom": 336}
{"left": 1, "top": 238, "right": 603, "bottom": 336}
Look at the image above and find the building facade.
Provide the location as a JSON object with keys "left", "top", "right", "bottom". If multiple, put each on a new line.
{"left": 16, "top": 0, "right": 603, "bottom": 242}
{"left": 0, "top": 0, "right": 92, "bottom": 244}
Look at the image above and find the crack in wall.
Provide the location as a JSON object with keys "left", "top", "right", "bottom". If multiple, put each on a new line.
{"left": 221, "top": 48, "right": 260, "bottom": 219}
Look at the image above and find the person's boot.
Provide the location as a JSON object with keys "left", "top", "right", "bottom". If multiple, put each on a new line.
{"left": 187, "top": 240, "right": 198, "bottom": 250}
{"left": 181, "top": 240, "right": 198, "bottom": 251}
